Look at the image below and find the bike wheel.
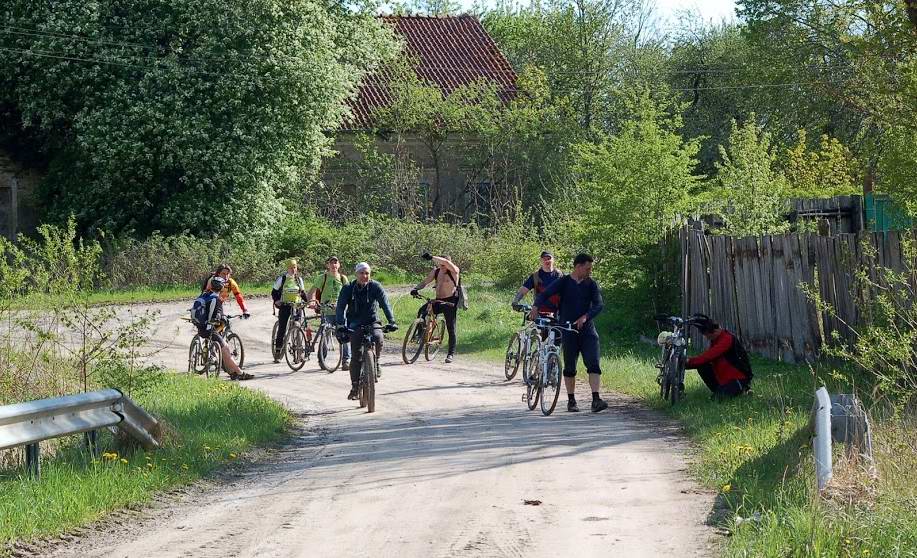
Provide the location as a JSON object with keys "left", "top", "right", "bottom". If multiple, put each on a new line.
{"left": 521, "top": 336, "right": 542, "bottom": 386}
{"left": 669, "top": 355, "right": 684, "bottom": 406}
{"left": 285, "top": 327, "right": 307, "bottom": 371}
{"left": 225, "top": 333, "right": 245, "bottom": 368}
{"left": 362, "top": 349, "right": 376, "bottom": 413}
{"left": 401, "top": 318, "right": 425, "bottom": 364}
{"left": 271, "top": 321, "right": 282, "bottom": 361}
{"left": 526, "top": 352, "right": 542, "bottom": 411}
{"left": 540, "top": 353, "right": 562, "bottom": 416}
{"left": 317, "top": 327, "right": 341, "bottom": 372}
{"left": 504, "top": 332, "right": 522, "bottom": 381}
{"left": 424, "top": 317, "right": 446, "bottom": 361}
{"left": 206, "top": 342, "right": 222, "bottom": 379}
{"left": 188, "top": 335, "right": 205, "bottom": 374}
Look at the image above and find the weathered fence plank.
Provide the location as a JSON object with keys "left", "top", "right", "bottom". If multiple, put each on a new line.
{"left": 681, "top": 226, "right": 912, "bottom": 362}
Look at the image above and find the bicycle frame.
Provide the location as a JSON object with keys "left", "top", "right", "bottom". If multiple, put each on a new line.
{"left": 534, "top": 319, "right": 575, "bottom": 382}
{"left": 655, "top": 315, "right": 699, "bottom": 405}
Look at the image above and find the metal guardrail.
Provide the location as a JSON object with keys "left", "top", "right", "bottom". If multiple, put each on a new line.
{"left": 0, "top": 389, "right": 160, "bottom": 478}
{"left": 811, "top": 387, "right": 875, "bottom": 492}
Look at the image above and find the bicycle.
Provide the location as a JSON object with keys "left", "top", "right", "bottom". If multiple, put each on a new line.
{"left": 311, "top": 302, "right": 343, "bottom": 373}
{"left": 402, "top": 294, "right": 453, "bottom": 364}
{"left": 272, "top": 301, "right": 314, "bottom": 371}
{"left": 525, "top": 318, "right": 577, "bottom": 416}
{"left": 504, "top": 304, "right": 541, "bottom": 381}
{"left": 184, "top": 314, "right": 244, "bottom": 378}
{"left": 347, "top": 323, "right": 398, "bottom": 413}
{"left": 653, "top": 315, "right": 701, "bottom": 406}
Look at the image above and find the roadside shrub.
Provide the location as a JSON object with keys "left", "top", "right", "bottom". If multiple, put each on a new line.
{"left": 478, "top": 215, "right": 558, "bottom": 287}
{"left": 101, "top": 233, "right": 277, "bottom": 288}
{"left": 803, "top": 238, "right": 917, "bottom": 410}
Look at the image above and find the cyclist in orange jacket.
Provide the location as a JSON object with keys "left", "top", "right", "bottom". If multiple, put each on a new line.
{"left": 201, "top": 263, "right": 251, "bottom": 318}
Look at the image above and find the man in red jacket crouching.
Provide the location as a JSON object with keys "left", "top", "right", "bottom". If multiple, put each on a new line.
{"left": 685, "top": 314, "right": 753, "bottom": 399}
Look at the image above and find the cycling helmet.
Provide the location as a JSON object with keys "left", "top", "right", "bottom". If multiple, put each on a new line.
{"left": 209, "top": 276, "right": 227, "bottom": 291}
{"left": 690, "top": 313, "right": 718, "bottom": 334}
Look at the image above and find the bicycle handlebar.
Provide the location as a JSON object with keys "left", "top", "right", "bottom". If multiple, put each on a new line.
{"left": 533, "top": 318, "right": 579, "bottom": 333}
{"left": 345, "top": 323, "right": 398, "bottom": 334}
{"left": 412, "top": 293, "right": 455, "bottom": 306}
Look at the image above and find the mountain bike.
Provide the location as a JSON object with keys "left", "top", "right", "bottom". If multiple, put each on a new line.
{"left": 654, "top": 315, "right": 701, "bottom": 406}
{"left": 504, "top": 304, "right": 541, "bottom": 381}
{"left": 526, "top": 318, "right": 577, "bottom": 415}
{"left": 184, "top": 314, "right": 244, "bottom": 379}
{"left": 402, "top": 294, "right": 453, "bottom": 364}
{"left": 272, "top": 302, "right": 314, "bottom": 371}
{"left": 312, "top": 302, "right": 342, "bottom": 373}
{"left": 348, "top": 323, "right": 398, "bottom": 413}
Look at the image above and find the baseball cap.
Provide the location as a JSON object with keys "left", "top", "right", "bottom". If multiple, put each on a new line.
{"left": 326, "top": 255, "right": 340, "bottom": 262}
{"left": 540, "top": 251, "right": 554, "bottom": 259}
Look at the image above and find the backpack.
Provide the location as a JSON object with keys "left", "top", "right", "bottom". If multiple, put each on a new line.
{"left": 191, "top": 292, "right": 218, "bottom": 326}
{"left": 435, "top": 268, "right": 468, "bottom": 311}
{"left": 725, "top": 331, "right": 754, "bottom": 381}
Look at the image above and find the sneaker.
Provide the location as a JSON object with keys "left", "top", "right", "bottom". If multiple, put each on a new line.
{"left": 445, "top": 354, "right": 454, "bottom": 364}
{"left": 347, "top": 387, "right": 359, "bottom": 400}
{"left": 341, "top": 360, "right": 350, "bottom": 371}
{"left": 567, "top": 400, "right": 580, "bottom": 412}
{"left": 591, "top": 399, "right": 608, "bottom": 413}
{"left": 236, "top": 372, "right": 255, "bottom": 381}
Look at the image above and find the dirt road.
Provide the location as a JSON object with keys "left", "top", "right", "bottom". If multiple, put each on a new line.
{"left": 49, "top": 297, "right": 715, "bottom": 557}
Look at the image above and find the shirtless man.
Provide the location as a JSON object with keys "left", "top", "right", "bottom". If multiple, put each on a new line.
{"left": 411, "top": 253, "right": 461, "bottom": 363}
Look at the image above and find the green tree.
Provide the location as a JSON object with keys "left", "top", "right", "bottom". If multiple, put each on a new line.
{"left": 711, "top": 117, "right": 790, "bottom": 236}
{"left": 560, "top": 92, "right": 701, "bottom": 304}
{"left": 783, "top": 130, "right": 860, "bottom": 199}
{"left": 482, "top": 0, "right": 649, "bottom": 134}
{"left": 0, "top": 0, "right": 395, "bottom": 240}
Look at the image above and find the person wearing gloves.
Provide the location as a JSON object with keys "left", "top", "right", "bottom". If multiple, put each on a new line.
{"left": 336, "top": 262, "right": 398, "bottom": 400}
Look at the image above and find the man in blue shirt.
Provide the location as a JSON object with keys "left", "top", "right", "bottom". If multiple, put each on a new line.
{"left": 336, "top": 262, "right": 398, "bottom": 401}
{"left": 532, "top": 253, "right": 608, "bottom": 413}
{"left": 511, "top": 251, "right": 562, "bottom": 317}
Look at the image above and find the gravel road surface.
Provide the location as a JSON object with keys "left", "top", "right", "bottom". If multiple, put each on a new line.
{"left": 47, "top": 296, "right": 715, "bottom": 558}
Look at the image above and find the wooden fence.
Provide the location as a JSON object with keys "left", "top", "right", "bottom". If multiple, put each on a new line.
{"left": 680, "top": 226, "right": 914, "bottom": 363}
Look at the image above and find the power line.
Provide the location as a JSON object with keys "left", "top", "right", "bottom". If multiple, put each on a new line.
{"left": 0, "top": 38, "right": 833, "bottom": 94}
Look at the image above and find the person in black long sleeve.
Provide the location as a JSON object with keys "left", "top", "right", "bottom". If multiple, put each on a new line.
{"left": 532, "top": 253, "right": 608, "bottom": 413}
{"left": 336, "top": 262, "right": 397, "bottom": 401}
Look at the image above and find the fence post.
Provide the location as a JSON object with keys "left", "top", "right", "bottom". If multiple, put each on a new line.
{"left": 812, "top": 387, "right": 833, "bottom": 491}
{"left": 24, "top": 442, "right": 40, "bottom": 479}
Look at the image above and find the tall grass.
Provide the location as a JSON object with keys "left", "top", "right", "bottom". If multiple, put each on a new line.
{"left": 0, "top": 374, "right": 290, "bottom": 549}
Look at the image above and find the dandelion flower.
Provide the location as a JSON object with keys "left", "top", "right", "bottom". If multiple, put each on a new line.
{"left": 722, "top": 484, "right": 732, "bottom": 493}
{"left": 120, "top": 458, "right": 129, "bottom": 464}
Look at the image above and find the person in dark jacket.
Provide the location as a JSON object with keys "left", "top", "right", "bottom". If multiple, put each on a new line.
{"left": 531, "top": 253, "right": 608, "bottom": 413}
{"left": 685, "top": 314, "right": 753, "bottom": 399}
{"left": 336, "top": 262, "right": 398, "bottom": 401}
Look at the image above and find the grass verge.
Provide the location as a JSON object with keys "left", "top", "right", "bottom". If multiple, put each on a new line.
{"left": 402, "top": 285, "right": 917, "bottom": 557}
{"left": 0, "top": 374, "right": 291, "bottom": 551}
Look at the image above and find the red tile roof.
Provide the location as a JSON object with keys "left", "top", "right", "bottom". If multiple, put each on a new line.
{"left": 344, "top": 15, "right": 518, "bottom": 130}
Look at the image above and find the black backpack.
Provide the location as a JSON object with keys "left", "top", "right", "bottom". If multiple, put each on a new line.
{"left": 725, "top": 332, "right": 753, "bottom": 381}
